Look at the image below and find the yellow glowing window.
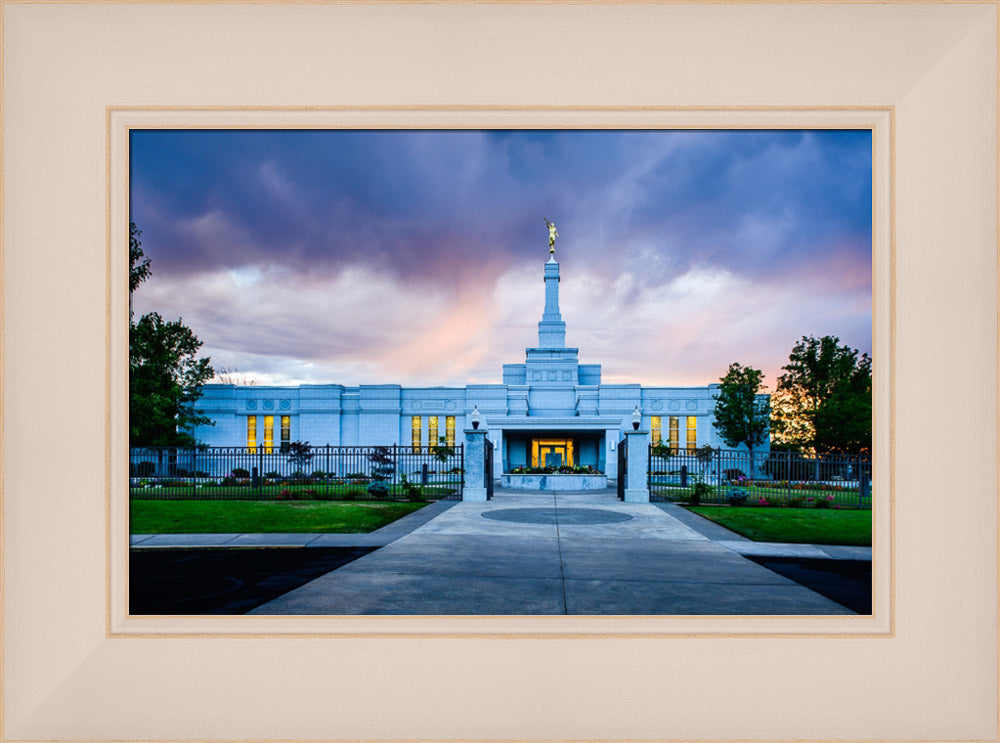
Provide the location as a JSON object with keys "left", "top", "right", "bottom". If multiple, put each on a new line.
{"left": 280, "top": 415, "right": 291, "bottom": 449}
{"left": 686, "top": 416, "right": 697, "bottom": 451}
{"left": 445, "top": 416, "right": 456, "bottom": 447}
{"left": 263, "top": 415, "right": 274, "bottom": 452}
{"left": 411, "top": 416, "right": 422, "bottom": 451}
{"left": 428, "top": 416, "right": 439, "bottom": 447}
{"left": 650, "top": 416, "right": 662, "bottom": 445}
{"left": 668, "top": 416, "right": 679, "bottom": 452}
{"left": 246, "top": 415, "right": 257, "bottom": 451}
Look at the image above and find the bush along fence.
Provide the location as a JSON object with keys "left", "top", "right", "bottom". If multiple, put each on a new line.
{"left": 648, "top": 445, "right": 872, "bottom": 509}
{"left": 130, "top": 444, "right": 464, "bottom": 501}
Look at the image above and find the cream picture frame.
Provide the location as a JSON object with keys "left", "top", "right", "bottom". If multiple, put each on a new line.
{"left": 3, "top": 2, "right": 997, "bottom": 740}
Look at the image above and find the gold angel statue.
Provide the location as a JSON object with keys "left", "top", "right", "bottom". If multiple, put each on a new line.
{"left": 544, "top": 218, "right": 559, "bottom": 253}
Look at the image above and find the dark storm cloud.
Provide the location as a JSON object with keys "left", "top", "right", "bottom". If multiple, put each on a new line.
{"left": 129, "top": 129, "right": 872, "bottom": 386}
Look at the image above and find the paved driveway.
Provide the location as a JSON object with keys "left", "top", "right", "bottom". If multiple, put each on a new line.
{"left": 250, "top": 490, "right": 855, "bottom": 615}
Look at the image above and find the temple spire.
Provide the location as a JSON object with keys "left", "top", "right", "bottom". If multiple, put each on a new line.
{"left": 538, "top": 220, "right": 566, "bottom": 348}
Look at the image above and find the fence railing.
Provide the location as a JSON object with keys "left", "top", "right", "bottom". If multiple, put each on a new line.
{"left": 130, "top": 445, "right": 464, "bottom": 500}
{"left": 648, "top": 447, "right": 872, "bottom": 509}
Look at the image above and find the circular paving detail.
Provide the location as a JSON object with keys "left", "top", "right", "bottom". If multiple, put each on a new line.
{"left": 481, "top": 507, "right": 633, "bottom": 525}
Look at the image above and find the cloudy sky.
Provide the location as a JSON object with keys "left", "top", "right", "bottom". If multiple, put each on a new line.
{"left": 129, "top": 129, "right": 872, "bottom": 390}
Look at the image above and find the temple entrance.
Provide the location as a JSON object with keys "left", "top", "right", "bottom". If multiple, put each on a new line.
{"left": 531, "top": 438, "right": 574, "bottom": 468}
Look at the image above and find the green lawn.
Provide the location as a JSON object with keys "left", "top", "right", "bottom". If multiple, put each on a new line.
{"left": 686, "top": 506, "right": 872, "bottom": 546}
{"left": 130, "top": 499, "right": 428, "bottom": 534}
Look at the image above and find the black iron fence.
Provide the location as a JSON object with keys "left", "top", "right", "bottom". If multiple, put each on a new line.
{"left": 485, "top": 438, "right": 495, "bottom": 501}
{"left": 130, "top": 445, "right": 464, "bottom": 500}
{"left": 648, "top": 447, "right": 871, "bottom": 509}
{"left": 617, "top": 437, "right": 627, "bottom": 500}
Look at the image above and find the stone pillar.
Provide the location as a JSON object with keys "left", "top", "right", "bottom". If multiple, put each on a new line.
{"left": 623, "top": 429, "right": 650, "bottom": 503}
{"left": 463, "top": 428, "right": 488, "bottom": 502}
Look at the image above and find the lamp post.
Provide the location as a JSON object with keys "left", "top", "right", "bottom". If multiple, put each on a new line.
{"left": 471, "top": 405, "right": 481, "bottom": 430}
{"left": 631, "top": 406, "right": 641, "bottom": 431}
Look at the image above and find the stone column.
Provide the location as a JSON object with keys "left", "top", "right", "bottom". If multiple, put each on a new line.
{"left": 463, "top": 428, "right": 488, "bottom": 502}
{"left": 623, "top": 429, "right": 650, "bottom": 503}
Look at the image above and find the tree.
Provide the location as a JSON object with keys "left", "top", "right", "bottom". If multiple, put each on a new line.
{"left": 129, "top": 222, "right": 151, "bottom": 294}
{"left": 286, "top": 441, "right": 313, "bottom": 476}
{"left": 130, "top": 312, "right": 214, "bottom": 446}
{"left": 772, "top": 335, "right": 871, "bottom": 453}
{"left": 712, "top": 363, "right": 770, "bottom": 460}
{"left": 129, "top": 223, "right": 214, "bottom": 447}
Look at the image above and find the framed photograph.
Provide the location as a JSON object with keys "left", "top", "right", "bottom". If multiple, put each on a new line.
{"left": 123, "top": 125, "right": 878, "bottom": 621}
{"left": 2, "top": 2, "right": 996, "bottom": 741}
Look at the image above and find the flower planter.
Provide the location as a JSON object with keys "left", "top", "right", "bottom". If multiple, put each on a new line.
{"left": 501, "top": 473, "right": 608, "bottom": 491}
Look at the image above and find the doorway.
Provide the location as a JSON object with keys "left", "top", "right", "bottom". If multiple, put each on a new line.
{"left": 531, "top": 438, "right": 575, "bottom": 468}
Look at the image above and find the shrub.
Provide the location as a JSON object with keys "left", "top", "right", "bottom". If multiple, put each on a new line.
{"left": 231, "top": 467, "right": 251, "bottom": 478}
{"left": 785, "top": 495, "right": 806, "bottom": 508}
{"left": 814, "top": 494, "right": 835, "bottom": 509}
{"left": 341, "top": 486, "right": 366, "bottom": 501}
{"left": 310, "top": 470, "right": 327, "bottom": 480}
{"left": 136, "top": 461, "right": 156, "bottom": 477}
{"left": 366, "top": 480, "right": 390, "bottom": 499}
{"left": 264, "top": 471, "right": 280, "bottom": 479}
{"left": 276, "top": 488, "right": 299, "bottom": 501}
{"left": 726, "top": 489, "right": 749, "bottom": 507}
{"left": 690, "top": 480, "right": 712, "bottom": 507}
{"left": 400, "top": 474, "right": 424, "bottom": 502}
{"left": 221, "top": 476, "right": 238, "bottom": 486}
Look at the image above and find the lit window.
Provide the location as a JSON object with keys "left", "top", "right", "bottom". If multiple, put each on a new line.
{"left": 246, "top": 415, "right": 257, "bottom": 451}
{"left": 687, "top": 416, "right": 697, "bottom": 452}
{"left": 280, "top": 415, "right": 290, "bottom": 451}
{"left": 445, "top": 416, "right": 456, "bottom": 447}
{"left": 428, "top": 416, "right": 439, "bottom": 447}
{"left": 411, "top": 416, "right": 422, "bottom": 451}
{"left": 668, "top": 416, "right": 679, "bottom": 453}
{"left": 263, "top": 415, "right": 274, "bottom": 453}
{"left": 650, "top": 416, "right": 662, "bottom": 445}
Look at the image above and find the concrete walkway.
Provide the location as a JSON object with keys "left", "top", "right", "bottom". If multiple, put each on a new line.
{"left": 146, "top": 488, "right": 863, "bottom": 615}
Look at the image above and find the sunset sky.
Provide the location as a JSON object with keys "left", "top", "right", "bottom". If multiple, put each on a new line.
{"left": 129, "top": 129, "right": 872, "bottom": 390}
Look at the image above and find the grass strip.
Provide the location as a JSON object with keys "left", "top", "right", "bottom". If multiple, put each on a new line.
{"left": 685, "top": 506, "right": 872, "bottom": 546}
{"left": 130, "top": 499, "right": 427, "bottom": 534}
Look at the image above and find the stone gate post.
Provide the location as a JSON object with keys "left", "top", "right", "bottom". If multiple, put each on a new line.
{"left": 463, "top": 428, "right": 488, "bottom": 502}
{"left": 623, "top": 429, "right": 650, "bottom": 503}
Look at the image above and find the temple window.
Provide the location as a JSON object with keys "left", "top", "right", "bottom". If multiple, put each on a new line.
{"left": 686, "top": 416, "right": 697, "bottom": 451}
{"left": 445, "top": 416, "right": 456, "bottom": 447}
{"left": 280, "top": 415, "right": 291, "bottom": 452}
{"left": 668, "top": 416, "right": 679, "bottom": 452}
{"left": 263, "top": 415, "right": 274, "bottom": 453}
{"left": 246, "top": 415, "right": 257, "bottom": 451}
{"left": 428, "top": 416, "right": 439, "bottom": 447}
{"left": 411, "top": 416, "right": 422, "bottom": 451}
{"left": 650, "top": 416, "right": 662, "bottom": 445}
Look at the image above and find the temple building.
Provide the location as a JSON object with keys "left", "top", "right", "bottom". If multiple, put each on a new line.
{"left": 191, "top": 246, "right": 757, "bottom": 483}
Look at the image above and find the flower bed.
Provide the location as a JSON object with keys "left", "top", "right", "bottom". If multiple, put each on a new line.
{"left": 501, "top": 473, "right": 608, "bottom": 491}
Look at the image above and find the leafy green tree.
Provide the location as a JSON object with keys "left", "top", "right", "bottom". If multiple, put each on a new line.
{"left": 712, "top": 363, "right": 770, "bottom": 460}
{"left": 129, "top": 222, "right": 151, "bottom": 294}
{"left": 129, "top": 223, "right": 214, "bottom": 446}
{"left": 772, "top": 335, "right": 871, "bottom": 453}
{"left": 130, "top": 313, "right": 214, "bottom": 446}
{"left": 286, "top": 441, "right": 313, "bottom": 474}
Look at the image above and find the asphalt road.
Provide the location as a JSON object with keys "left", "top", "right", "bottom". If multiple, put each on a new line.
{"left": 131, "top": 547, "right": 870, "bottom": 615}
